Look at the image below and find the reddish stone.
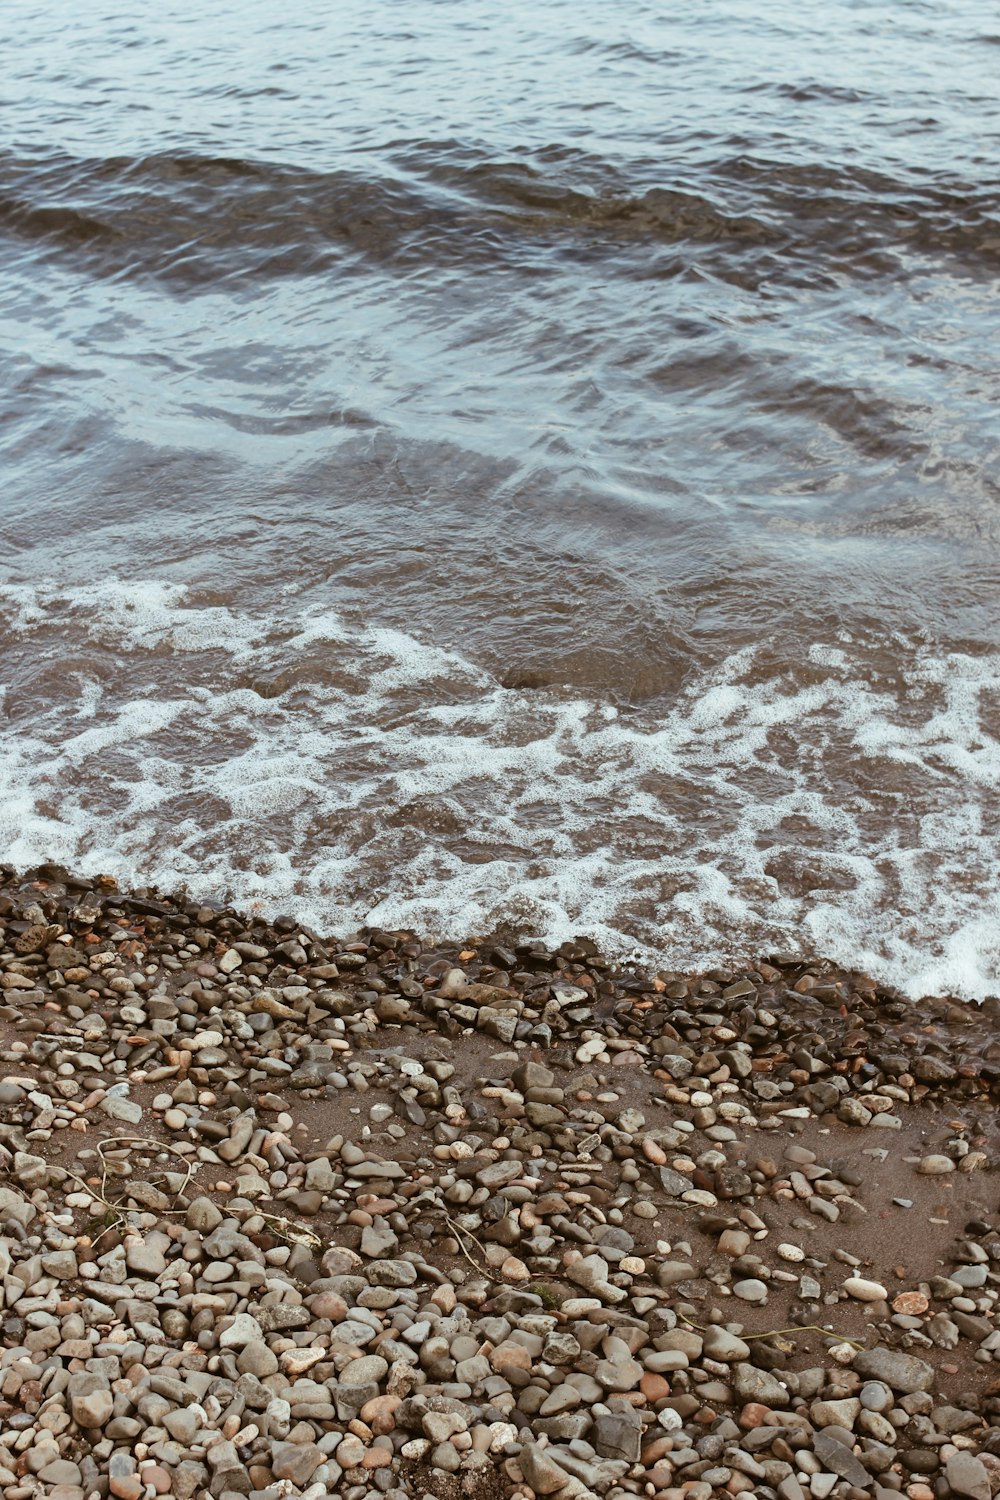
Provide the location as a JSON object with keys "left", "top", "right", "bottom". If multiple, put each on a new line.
{"left": 738, "top": 1402, "right": 773, "bottom": 1429}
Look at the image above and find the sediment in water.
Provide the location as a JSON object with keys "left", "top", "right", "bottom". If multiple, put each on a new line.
{"left": 2, "top": 864, "right": 1000, "bottom": 1500}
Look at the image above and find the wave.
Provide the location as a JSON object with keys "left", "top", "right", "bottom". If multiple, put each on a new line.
{"left": 0, "top": 577, "right": 998, "bottom": 1000}
{"left": 0, "top": 143, "right": 996, "bottom": 292}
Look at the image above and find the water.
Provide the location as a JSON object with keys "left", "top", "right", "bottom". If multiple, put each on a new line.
{"left": 2, "top": 0, "right": 999, "bottom": 996}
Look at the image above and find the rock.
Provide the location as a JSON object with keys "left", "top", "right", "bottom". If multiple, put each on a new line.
{"left": 69, "top": 1375, "right": 113, "bottom": 1428}
{"left": 595, "top": 1354, "right": 642, "bottom": 1391}
{"left": 592, "top": 1408, "right": 642, "bottom": 1462}
{"left": 655, "top": 1259, "right": 695, "bottom": 1288}
{"left": 270, "top": 1443, "right": 324, "bottom": 1487}
{"left": 853, "top": 1347, "right": 934, "bottom": 1394}
{"left": 336, "top": 1434, "right": 366, "bottom": 1468}
{"left": 568, "top": 1253, "right": 626, "bottom": 1301}
{"left": 657, "top": 1166, "right": 693, "bottom": 1196}
{"left": 731, "top": 1364, "right": 791, "bottom": 1406}
{"left": 812, "top": 1397, "right": 861, "bottom": 1429}
{"left": 187, "top": 1194, "right": 224, "bottom": 1230}
{"left": 945, "top": 1452, "right": 991, "bottom": 1500}
{"left": 476, "top": 1160, "right": 522, "bottom": 1189}
{"left": 716, "top": 1164, "right": 753, "bottom": 1197}
{"left": 367, "top": 1258, "right": 418, "bottom": 1286}
{"left": 42, "top": 1249, "right": 78, "bottom": 1278}
{"left": 218, "top": 1312, "right": 264, "bottom": 1348}
{"left": 917, "top": 1154, "right": 956, "bottom": 1175}
{"left": 13, "top": 1151, "right": 49, "bottom": 1187}
{"left": 912, "top": 1056, "right": 955, "bottom": 1083}
{"left": 163, "top": 1409, "right": 201, "bottom": 1445}
{"left": 519, "top": 1443, "right": 569, "bottom": 1494}
{"left": 361, "top": 1222, "right": 399, "bottom": 1258}
{"left": 812, "top": 1430, "right": 870, "bottom": 1488}
{"left": 100, "top": 1093, "right": 143, "bottom": 1124}
{"left": 702, "top": 1328, "right": 750, "bottom": 1362}
{"left": 732, "top": 1277, "right": 768, "bottom": 1302}
{"left": 513, "top": 1061, "right": 555, "bottom": 1091}
{"left": 125, "top": 1237, "right": 167, "bottom": 1276}
{"left": 843, "top": 1276, "right": 887, "bottom": 1302}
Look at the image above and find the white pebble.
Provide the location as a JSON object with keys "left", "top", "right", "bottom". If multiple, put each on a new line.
{"left": 844, "top": 1276, "right": 887, "bottom": 1302}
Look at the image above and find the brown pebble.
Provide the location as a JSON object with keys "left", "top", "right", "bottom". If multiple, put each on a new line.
{"left": 738, "top": 1403, "right": 773, "bottom": 1429}
{"left": 893, "top": 1291, "right": 929, "bottom": 1315}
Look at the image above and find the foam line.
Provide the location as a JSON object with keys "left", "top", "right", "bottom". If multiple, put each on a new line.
{"left": 0, "top": 578, "right": 998, "bottom": 998}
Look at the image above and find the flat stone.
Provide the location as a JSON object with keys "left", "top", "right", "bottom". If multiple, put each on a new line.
{"left": 336, "top": 1434, "right": 367, "bottom": 1468}
{"left": 594, "top": 1355, "right": 642, "bottom": 1391}
{"left": 519, "top": 1443, "right": 569, "bottom": 1494}
{"left": 100, "top": 1093, "right": 143, "bottom": 1124}
{"left": 42, "top": 1250, "right": 78, "bottom": 1278}
{"left": 218, "top": 1312, "right": 264, "bottom": 1348}
{"left": 38, "top": 1461, "right": 83, "bottom": 1486}
{"left": 366, "top": 1258, "right": 417, "bottom": 1286}
{"left": 341, "top": 1354, "right": 389, "bottom": 1385}
{"left": 658, "top": 1167, "right": 693, "bottom": 1196}
{"left": 853, "top": 1347, "right": 934, "bottom": 1394}
{"left": 733, "top": 1277, "right": 768, "bottom": 1303}
{"left": 945, "top": 1452, "right": 991, "bottom": 1500}
{"left": 270, "top": 1443, "right": 323, "bottom": 1487}
{"left": 655, "top": 1259, "right": 696, "bottom": 1287}
{"left": 702, "top": 1328, "right": 750, "bottom": 1362}
{"left": 812, "top": 1397, "right": 860, "bottom": 1429}
{"left": 731, "top": 1364, "right": 791, "bottom": 1406}
{"left": 125, "top": 1238, "right": 167, "bottom": 1276}
{"left": 361, "top": 1222, "right": 399, "bottom": 1258}
{"left": 592, "top": 1407, "right": 642, "bottom": 1462}
{"left": 476, "top": 1160, "right": 522, "bottom": 1188}
{"left": 186, "top": 1196, "right": 224, "bottom": 1231}
{"left": 812, "top": 1430, "right": 870, "bottom": 1488}
{"left": 68, "top": 1375, "right": 113, "bottom": 1428}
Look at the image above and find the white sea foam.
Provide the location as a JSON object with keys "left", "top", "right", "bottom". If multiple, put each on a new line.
{"left": 1, "top": 577, "right": 998, "bottom": 997}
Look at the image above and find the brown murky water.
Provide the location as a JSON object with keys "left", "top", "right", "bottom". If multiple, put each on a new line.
{"left": 1, "top": 0, "right": 999, "bottom": 994}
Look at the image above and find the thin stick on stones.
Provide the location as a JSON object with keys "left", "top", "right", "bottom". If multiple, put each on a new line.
{"left": 677, "top": 1311, "right": 865, "bottom": 1350}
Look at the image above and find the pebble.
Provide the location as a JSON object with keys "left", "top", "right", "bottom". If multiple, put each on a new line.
{"left": 844, "top": 1276, "right": 888, "bottom": 1302}
{"left": 0, "top": 873, "right": 997, "bottom": 1500}
{"left": 917, "top": 1154, "right": 956, "bottom": 1174}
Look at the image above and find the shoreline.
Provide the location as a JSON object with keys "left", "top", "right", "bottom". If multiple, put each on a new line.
{"left": 2, "top": 865, "right": 1000, "bottom": 1500}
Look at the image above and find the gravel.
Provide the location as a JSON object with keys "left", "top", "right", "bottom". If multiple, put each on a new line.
{"left": 2, "top": 865, "right": 1000, "bottom": 1500}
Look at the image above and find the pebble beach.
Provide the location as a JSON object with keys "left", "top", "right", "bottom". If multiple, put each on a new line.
{"left": 2, "top": 866, "right": 1000, "bottom": 1500}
